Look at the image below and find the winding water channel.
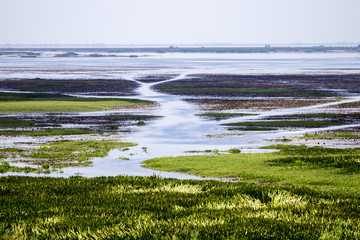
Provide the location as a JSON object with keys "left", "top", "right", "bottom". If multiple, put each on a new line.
{"left": 1, "top": 52, "right": 360, "bottom": 178}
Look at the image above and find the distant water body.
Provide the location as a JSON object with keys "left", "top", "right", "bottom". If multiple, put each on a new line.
{"left": 0, "top": 52, "right": 359, "bottom": 80}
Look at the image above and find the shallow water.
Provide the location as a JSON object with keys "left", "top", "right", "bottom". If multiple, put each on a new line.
{"left": 1, "top": 52, "right": 360, "bottom": 178}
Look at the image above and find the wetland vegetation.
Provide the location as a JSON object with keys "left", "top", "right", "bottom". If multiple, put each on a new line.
{"left": 0, "top": 140, "right": 137, "bottom": 173}
{"left": 1, "top": 72, "right": 360, "bottom": 238}
{"left": 144, "top": 146, "right": 360, "bottom": 194}
{"left": 1, "top": 175, "right": 359, "bottom": 239}
{"left": 0, "top": 92, "right": 153, "bottom": 113}
{"left": 223, "top": 120, "right": 340, "bottom": 128}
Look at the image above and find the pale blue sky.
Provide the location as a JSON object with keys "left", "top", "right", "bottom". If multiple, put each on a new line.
{"left": 1, "top": 0, "right": 359, "bottom": 45}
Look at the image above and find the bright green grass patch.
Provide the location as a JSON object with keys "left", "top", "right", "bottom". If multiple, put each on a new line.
{"left": 301, "top": 133, "right": 359, "bottom": 139}
{"left": 261, "top": 144, "right": 308, "bottom": 149}
{"left": 0, "top": 148, "right": 24, "bottom": 152}
{"left": 144, "top": 147, "right": 360, "bottom": 193}
{"left": 0, "top": 118, "right": 35, "bottom": 128}
{"left": 0, "top": 162, "right": 47, "bottom": 174}
{"left": 0, "top": 176, "right": 359, "bottom": 239}
{"left": 223, "top": 120, "right": 339, "bottom": 128}
{"left": 0, "top": 100, "right": 148, "bottom": 113}
{"left": 0, "top": 129, "right": 95, "bottom": 136}
{"left": 0, "top": 92, "right": 153, "bottom": 113}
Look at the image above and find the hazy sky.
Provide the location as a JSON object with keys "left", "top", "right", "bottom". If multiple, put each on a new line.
{"left": 1, "top": 0, "right": 360, "bottom": 45}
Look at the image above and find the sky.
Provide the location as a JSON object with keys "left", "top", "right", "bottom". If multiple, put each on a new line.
{"left": 1, "top": 0, "right": 360, "bottom": 45}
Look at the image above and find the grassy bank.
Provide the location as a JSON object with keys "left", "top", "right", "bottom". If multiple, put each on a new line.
{"left": 0, "top": 93, "right": 153, "bottom": 113}
{"left": 144, "top": 147, "right": 360, "bottom": 194}
{"left": 0, "top": 175, "right": 359, "bottom": 239}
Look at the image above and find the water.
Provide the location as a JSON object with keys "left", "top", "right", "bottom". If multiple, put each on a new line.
{"left": 1, "top": 52, "right": 360, "bottom": 178}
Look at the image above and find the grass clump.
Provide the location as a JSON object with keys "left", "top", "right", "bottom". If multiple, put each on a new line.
{"left": 0, "top": 129, "right": 95, "bottom": 136}
{"left": 1, "top": 140, "right": 137, "bottom": 172}
{"left": 0, "top": 175, "right": 359, "bottom": 239}
{"left": 301, "top": 133, "right": 359, "bottom": 139}
{"left": 261, "top": 144, "right": 308, "bottom": 149}
{"left": 144, "top": 147, "right": 360, "bottom": 193}
{"left": 223, "top": 120, "right": 339, "bottom": 128}
{"left": 0, "top": 118, "right": 35, "bottom": 128}
{"left": 0, "top": 162, "right": 47, "bottom": 174}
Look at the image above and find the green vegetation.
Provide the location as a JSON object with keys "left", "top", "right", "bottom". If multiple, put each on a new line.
{"left": 0, "top": 118, "right": 35, "bottom": 128}
{"left": 227, "top": 127, "right": 278, "bottom": 131}
{"left": 0, "top": 140, "right": 137, "bottom": 172}
{"left": 301, "top": 133, "right": 359, "bottom": 139}
{"left": 144, "top": 147, "right": 360, "bottom": 193}
{"left": 0, "top": 129, "right": 95, "bottom": 136}
{"left": 0, "top": 175, "right": 359, "bottom": 239}
{"left": 0, "top": 93, "right": 153, "bottom": 113}
{"left": 223, "top": 120, "right": 339, "bottom": 128}
{"left": 0, "top": 162, "right": 48, "bottom": 174}
{"left": 261, "top": 144, "right": 308, "bottom": 149}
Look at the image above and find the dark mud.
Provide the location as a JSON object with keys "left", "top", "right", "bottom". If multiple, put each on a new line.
{"left": 0, "top": 78, "right": 139, "bottom": 96}
{"left": 135, "top": 74, "right": 177, "bottom": 83}
{"left": 187, "top": 98, "right": 337, "bottom": 111}
{"left": 153, "top": 74, "right": 360, "bottom": 97}
{"left": 7, "top": 114, "right": 162, "bottom": 131}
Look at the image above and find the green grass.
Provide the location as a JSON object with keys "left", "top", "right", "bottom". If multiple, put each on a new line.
{"left": 0, "top": 140, "right": 137, "bottom": 172}
{"left": 0, "top": 162, "right": 48, "bottom": 174}
{"left": 0, "top": 129, "right": 96, "bottom": 136}
{"left": 261, "top": 144, "right": 308, "bottom": 149}
{"left": 0, "top": 175, "right": 359, "bottom": 239}
{"left": 223, "top": 120, "right": 339, "bottom": 128}
{"left": 0, "top": 118, "right": 35, "bottom": 128}
{"left": 301, "top": 133, "right": 359, "bottom": 139}
{"left": 144, "top": 147, "right": 360, "bottom": 194}
{"left": 0, "top": 93, "right": 153, "bottom": 113}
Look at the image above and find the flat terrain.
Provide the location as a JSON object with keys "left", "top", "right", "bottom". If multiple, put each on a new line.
{"left": 1, "top": 175, "right": 359, "bottom": 239}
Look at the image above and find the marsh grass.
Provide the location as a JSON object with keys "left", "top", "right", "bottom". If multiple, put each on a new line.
{"left": 0, "top": 93, "right": 153, "bottom": 113}
{"left": 301, "top": 133, "right": 359, "bottom": 139}
{"left": 0, "top": 118, "right": 35, "bottom": 128}
{"left": 0, "top": 129, "right": 95, "bottom": 136}
{"left": 223, "top": 120, "right": 339, "bottom": 128}
{"left": 0, "top": 140, "right": 137, "bottom": 172}
{"left": 0, "top": 175, "right": 359, "bottom": 239}
{"left": 144, "top": 147, "right": 360, "bottom": 193}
